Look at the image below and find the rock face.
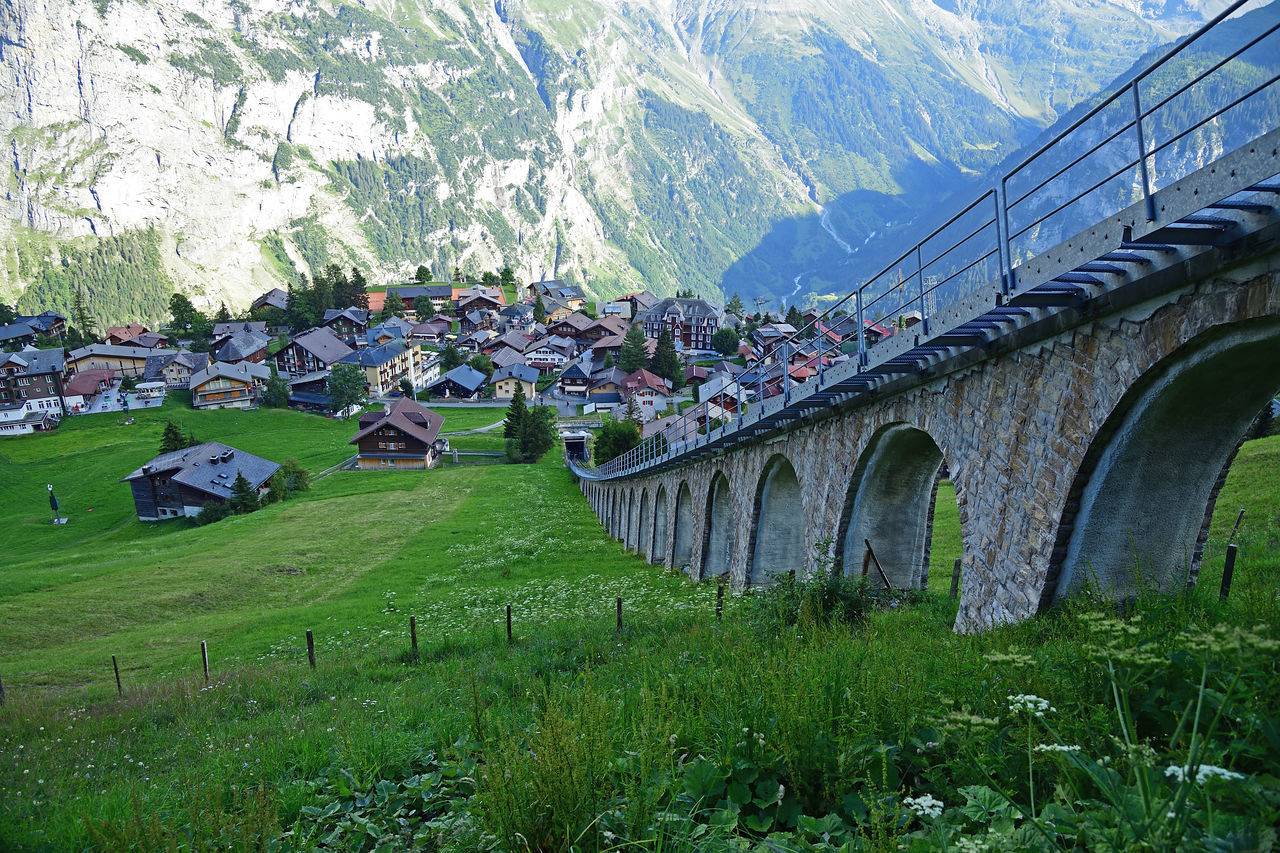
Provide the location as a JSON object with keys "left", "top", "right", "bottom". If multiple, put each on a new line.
{"left": 0, "top": 0, "right": 1215, "bottom": 324}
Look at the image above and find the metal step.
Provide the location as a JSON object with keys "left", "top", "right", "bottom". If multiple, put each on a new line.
{"left": 1206, "top": 200, "right": 1273, "bottom": 213}
{"left": 1120, "top": 240, "right": 1177, "bottom": 253}
{"left": 1098, "top": 251, "right": 1153, "bottom": 264}
{"left": 1073, "top": 262, "right": 1126, "bottom": 275}
{"left": 1144, "top": 225, "right": 1232, "bottom": 246}
{"left": 1052, "top": 272, "right": 1104, "bottom": 286}
{"left": 1178, "top": 214, "right": 1236, "bottom": 228}
{"left": 1009, "top": 286, "right": 1086, "bottom": 308}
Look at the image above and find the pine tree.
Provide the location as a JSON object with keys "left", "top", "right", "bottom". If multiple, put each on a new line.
{"left": 785, "top": 305, "right": 803, "bottom": 329}
{"left": 518, "top": 406, "right": 556, "bottom": 462}
{"left": 228, "top": 472, "right": 260, "bottom": 514}
{"left": 725, "top": 293, "right": 745, "bottom": 318}
{"left": 533, "top": 295, "right": 547, "bottom": 324}
{"left": 262, "top": 371, "right": 290, "bottom": 408}
{"left": 601, "top": 351, "right": 615, "bottom": 370}
{"left": 504, "top": 381, "right": 528, "bottom": 439}
{"left": 619, "top": 324, "right": 648, "bottom": 373}
{"left": 73, "top": 287, "right": 98, "bottom": 343}
{"left": 349, "top": 266, "right": 369, "bottom": 309}
{"left": 215, "top": 302, "right": 232, "bottom": 323}
{"left": 441, "top": 345, "right": 465, "bottom": 371}
{"left": 650, "top": 327, "right": 682, "bottom": 390}
{"left": 160, "top": 418, "right": 186, "bottom": 453}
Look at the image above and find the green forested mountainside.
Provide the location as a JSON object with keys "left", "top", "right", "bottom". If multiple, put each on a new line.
{"left": 1, "top": 0, "right": 1226, "bottom": 323}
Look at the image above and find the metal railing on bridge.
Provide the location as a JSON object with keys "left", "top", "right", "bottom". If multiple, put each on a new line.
{"left": 577, "top": 0, "right": 1280, "bottom": 482}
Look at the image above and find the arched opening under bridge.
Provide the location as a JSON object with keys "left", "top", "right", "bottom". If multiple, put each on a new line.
{"left": 748, "top": 455, "right": 805, "bottom": 586}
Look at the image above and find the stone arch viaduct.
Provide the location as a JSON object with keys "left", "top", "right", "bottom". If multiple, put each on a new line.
{"left": 572, "top": 9, "right": 1280, "bottom": 631}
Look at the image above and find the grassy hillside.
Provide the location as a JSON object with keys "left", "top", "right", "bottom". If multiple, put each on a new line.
{"left": 0, "top": 414, "right": 1277, "bottom": 851}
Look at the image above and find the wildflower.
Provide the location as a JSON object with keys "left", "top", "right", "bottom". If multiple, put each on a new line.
{"left": 1165, "top": 764, "right": 1245, "bottom": 785}
{"left": 903, "top": 793, "right": 944, "bottom": 819}
{"left": 1033, "top": 743, "right": 1081, "bottom": 753}
{"left": 1008, "top": 694, "right": 1055, "bottom": 717}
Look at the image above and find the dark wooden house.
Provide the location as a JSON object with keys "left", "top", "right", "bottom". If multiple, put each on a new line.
{"left": 349, "top": 398, "right": 446, "bottom": 469}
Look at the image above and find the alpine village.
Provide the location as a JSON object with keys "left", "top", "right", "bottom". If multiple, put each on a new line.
{"left": 3, "top": 0, "right": 1280, "bottom": 851}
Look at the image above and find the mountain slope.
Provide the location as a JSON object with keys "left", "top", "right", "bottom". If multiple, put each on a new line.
{"left": 0, "top": 0, "right": 1220, "bottom": 325}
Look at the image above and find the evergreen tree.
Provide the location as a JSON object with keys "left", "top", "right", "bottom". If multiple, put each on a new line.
{"left": 533, "top": 294, "right": 547, "bottom": 324}
{"left": 184, "top": 428, "right": 199, "bottom": 448}
{"left": 264, "top": 470, "right": 288, "bottom": 505}
{"left": 619, "top": 324, "right": 648, "bottom": 373}
{"left": 785, "top": 305, "right": 803, "bottom": 329}
{"left": 73, "top": 287, "right": 98, "bottom": 343}
{"left": 379, "top": 293, "right": 404, "bottom": 321}
{"left": 262, "top": 370, "right": 290, "bottom": 408}
{"left": 622, "top": 394, "right": 644, "bottom": 428}
{"left": 468, "top": 352, "right": 493, "bottom": 381}
{"left": 281, "top": 458, "right": 310, "bottom": 493}
{"left": 441, "top": 345, "right": 465, "bottom": 371}
{"left": 725, "top": 293, "right": 745, "bottom": 318}
{"left": 601, "top": 351, "right": 615, "bottom": 370}
{"left": 650, "top": 327, "right": 683, "bottom": 390}
{"left": 451, "top": 266, "right": 465, "bottom": 283}
{"left": 160, "top": 418, "right": 186, "bottom": 453}
{"left": 504, "top": 382, "right": 528, "bottom": 439}
{"left": 399, "top": 378, "right": 415, "bottom": 398}
{"left": 412, "top": 295, "right": 435, "bottom": 318}
{"left": 327, "top": 363, "right": 368, "bottom": 418}
{"left": 712, "top": 327, "right": 740, "bottom": 356}
{"left": 518, "top": 406, "right": 556, "bottom": 462}
{"left": 594, "top": 418, "right": 641, "bottom": 464}
{"left": 0, "top": 303, "right": 15, "bottom": 325}
{"left": 215, "top": 302, "right": 232, "bottom": 323}
{"left": 349, "top": 267, "right": 369, "bottom": 310}
{"left": 228, "top": 472, "right": 260, "bottom": 514}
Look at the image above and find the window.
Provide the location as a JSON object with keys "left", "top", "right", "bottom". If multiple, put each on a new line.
{"left": 398, "top": 442, "right": 406, "bottom": 449}
{"left": 378, "top": 441, "right": 386, "bottom": 449}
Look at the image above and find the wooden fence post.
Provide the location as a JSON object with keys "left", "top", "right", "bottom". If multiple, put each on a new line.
{"left": 306, "top": 629, "right": 316, "bottom": 669}
{"left": 1220, "top": 544, "right": 1238, "bottom": 602}
{"left": 506, "top": 605, "right": 512, "bottom": 643}
{"left": 616, "top": 596, "right": 623, "bottom": 631}
{"left": 409, "top": 615, "right": 418, "bottom": 658}
{"left": 112, "top": 655, "right": 123, "bottom": 696}
{"left": 0, "top": 672, "right": 5, "bottom": 707}
{"left": 201, "top": 641, "right": 209, "bottom": 683}
{"left": 949, "top": 558, "right": 962, "bottom": 600}
{"left": 716, "top": 583, "right": 724, "bottom": 620}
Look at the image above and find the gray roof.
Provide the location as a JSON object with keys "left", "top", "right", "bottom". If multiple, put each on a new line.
{"left": 290, "top": 327, "right": 353, "bottom": 363}
{"left": 388, "top": 284, "right": 453, "bottom": 300}
{"left": 190, "top": 360, "right": 271, "bottom": 387}
{"left": 0, "top": 345, "right": 64, "bottom": 375}
{"left": 0, "top": 322, "right": 37, "bottom": 340}
{"left": 490, "top": 347, "right": 527, "bottom": 369}
{"left": 637, "top": 297, "right": 724, "bottom": 324}
{"left": 323, "top": 307, "right": 370, "bottom": 325}
{"left": 491, "top": 364, "right": 538, "bottom": 385}
{"left": 69, "top": 343, "right": 178, "bottom": 362}
{"left": 143, "top": 350, "right": 209, "bottom": 381}
{"left": 251, "top": 288, "right": 289, "bottom": 311}
{"left": 122, "top": 441, "right": 280, "bottom": 496}
{"left": 15, "top": 312, "right": 66, "bottom": 333}
{"left": 214, "top": 329, "right": 270, "bottom": 362}
{"left": 429, "top": 364, "right": 487, "bottom": 393}
{"left": 367, "top": 317, "right": 414, "bottom": 343}
{"left": 213, "top": 321, "right": 268, "bottom": 338}
{"left": 339, "top": 338, "right": 407, "bottom": 368}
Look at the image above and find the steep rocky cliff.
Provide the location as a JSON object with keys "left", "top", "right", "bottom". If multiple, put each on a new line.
{"left": 0, "top": 0, "right": 1218, "bottom": 324}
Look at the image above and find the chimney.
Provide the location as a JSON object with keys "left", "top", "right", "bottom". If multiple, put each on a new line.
{"left": 222, "top": 450, "right": 233, "bottom": 462}
{"left": 210, "top": 454, "right": 219, "bottom": 464}
{"left": 142, "top": 464, "right": 152, "bottom": 475}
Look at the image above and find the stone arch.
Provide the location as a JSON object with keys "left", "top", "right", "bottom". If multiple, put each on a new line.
{"left": 651, "top": 484, "right": 670, "bottom": 565}
{"left": 638, "top": 489, "right": 650, "bottom": 560}
{"left": 748, "top": 454, "right": 806, "bottom": 586}
{"left": 1042, "top": 317, "right": 1280, "bottom": 606}
{"left": 626, "top": 488, "right": 639, "bottom": 551}
{"left": 837, "top": 423, "right": 949, "bottom": 589}
{"left": 699, "top": 472, "right": 734, "bottom": 581}
{"left": 672, "top": 481, "right": 695, "bottom": 574}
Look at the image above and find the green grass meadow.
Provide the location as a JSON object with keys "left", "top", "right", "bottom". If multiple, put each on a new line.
{"left": 0, "top": 406, "right": 1278, "bottom": 851}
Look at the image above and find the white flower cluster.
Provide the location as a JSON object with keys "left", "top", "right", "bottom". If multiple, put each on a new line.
{"left": 1033, "top": 743, "right": 1081, "bottom": 753}
{"left": 1165, "top": 764, "right": 1245, "bottom": 785}
{"left": 1008, "top": 694, "right": 1056, "bottom": 717}
{"left": 903, "top": 793, "right": 944, "bottom": 819}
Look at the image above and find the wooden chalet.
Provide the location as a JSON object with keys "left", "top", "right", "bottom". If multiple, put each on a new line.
{"left": 349, "top": 398, "right": 446, "bottom": 470}
{"left": 122, "top": 442, "right": 279, "bottom": 520}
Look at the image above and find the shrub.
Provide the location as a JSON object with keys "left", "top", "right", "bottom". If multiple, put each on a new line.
{"left": 194, "top": 500, "right": 230, "bottom": 525}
